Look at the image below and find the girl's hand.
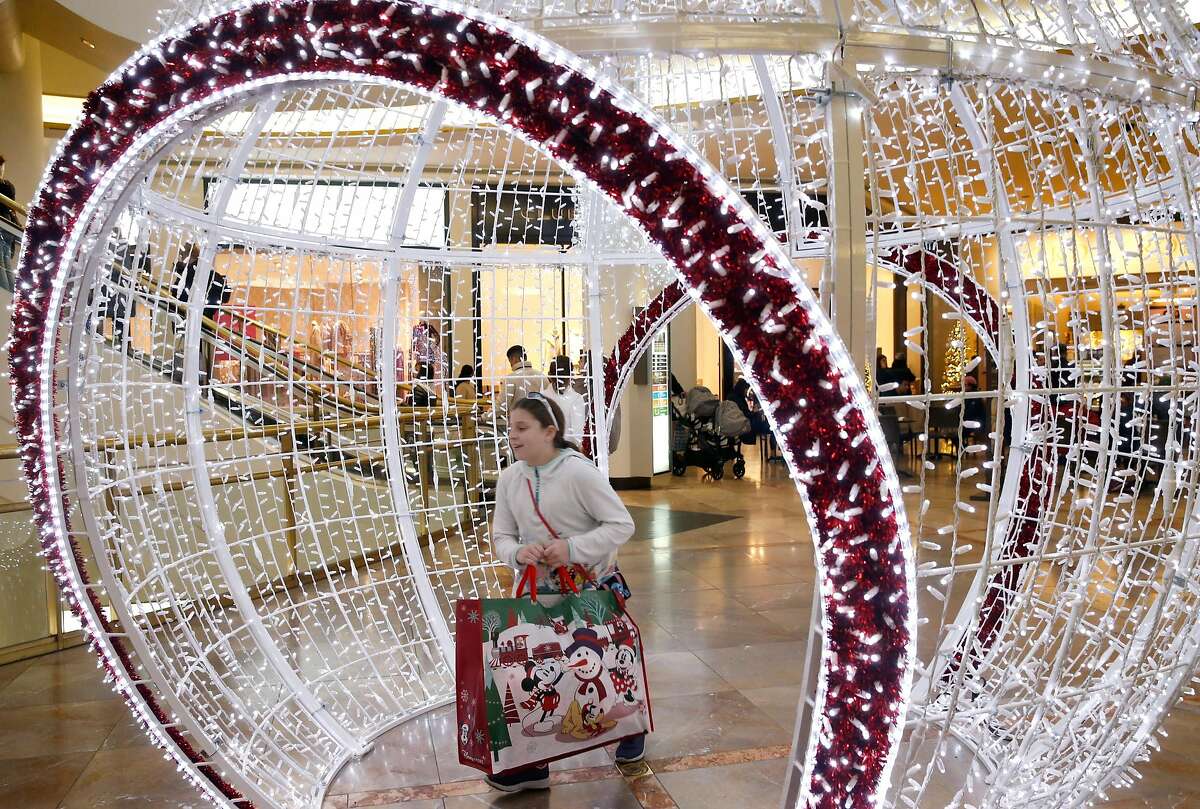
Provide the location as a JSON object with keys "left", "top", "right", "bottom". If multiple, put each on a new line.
{"left": 515, "top": 545, "right": 544, "bottom": 566}
{"left": 541, "top": 539, "right": 570, "bottom": 568}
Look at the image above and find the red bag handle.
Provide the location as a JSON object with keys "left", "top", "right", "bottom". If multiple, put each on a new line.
{"left": 514, "top": 563, "right": 580, "bottom": 603}
{"left": 515, "top": 564, "right": 540, "bottom": 603}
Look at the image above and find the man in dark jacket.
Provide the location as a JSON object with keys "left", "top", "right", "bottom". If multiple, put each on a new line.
{"left": 172, "top": 243, "right": 232, "bottom": 384}
{"left": 0, "top": 156, "right": 19, "bottom": 272}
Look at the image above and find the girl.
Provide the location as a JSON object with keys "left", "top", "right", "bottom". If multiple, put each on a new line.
{"left": 486, "top": 392, "right": 643, "bottom": 792}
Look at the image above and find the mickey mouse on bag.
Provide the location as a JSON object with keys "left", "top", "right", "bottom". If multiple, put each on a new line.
{"left": 519, "top": 658, "right": 564, "bottom": 731}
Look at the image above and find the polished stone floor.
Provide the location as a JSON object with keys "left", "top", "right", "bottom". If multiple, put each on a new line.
{"left": 2, "top": 450, "right": 1200, "bottom": 808}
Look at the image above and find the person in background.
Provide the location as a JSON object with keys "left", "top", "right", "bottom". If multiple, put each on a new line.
{"left": 0, "top": 156, "right": 18, "bottom": 273}
{"left": 669, "top": 372, "right": 685, "bottom": 402}
{"left": 875, "top": 348, "right": 892, "bottom": 389}
{"left": 486, "top": 393, "right": 643, "bottom": 792}
{"left": 502, "top": 345, "right": 550, "bottom": 427}
{"left": 412, "top": 321, "right": 447, "bottom": 383}
{"left": 543, "top": 354, "right": 587, "bottom": 446}
{"left": 408, "top": 362, "right": 439, "bottom": 406}
{"left": 107, "top": 243, "right": 145, "bottom": 349}
{"left": 728, "top": 378, "right": 758, "bottom": 445}
{"left": 574, "top": 349, "right": 621, "bottom": 455}
{"left": 172, "top": 243, "right": 230, "bottom": 321}
{"left": 171, "top": 242, "right": 230, "bottom": 384}
{"left": 889, "top": 355, "right": 917, "bottom": 388}
{"left": 454, "top": 364, "right": 478, "bottom": 398}
{"left": 1048, "top": 342, "right": 1075, "bottom": 405}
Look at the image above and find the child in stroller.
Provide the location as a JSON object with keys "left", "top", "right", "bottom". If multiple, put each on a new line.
{"left": 670, "top": 386, "right": 750, "bottom": 479}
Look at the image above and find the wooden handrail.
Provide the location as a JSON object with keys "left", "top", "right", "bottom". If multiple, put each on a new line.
{"left": 0, "top": 191, "right": 26, "bottom": 218}
{"left": 236, "top": 308, "right": 377, "bottom": 379}
{"left": 114, "top": 454, "right": 389, "bottom": 498}
{"left": 89, "top": 401, "right": 489, "bottom": 452}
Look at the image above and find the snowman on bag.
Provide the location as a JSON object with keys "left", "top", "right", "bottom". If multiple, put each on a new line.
{"left": 559, "top": 627, "right": 617, "bottom": 740}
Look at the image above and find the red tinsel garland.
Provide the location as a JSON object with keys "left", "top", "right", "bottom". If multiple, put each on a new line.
{"left": 10, "top": 2, "right": 914, "bottom": 807}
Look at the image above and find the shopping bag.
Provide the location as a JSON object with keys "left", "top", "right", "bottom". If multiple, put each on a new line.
{"left": 456, "top": 564, "right": 652, "bottom": 775}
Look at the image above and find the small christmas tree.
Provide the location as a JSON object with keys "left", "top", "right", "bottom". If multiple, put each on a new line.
{"left": 502, "top": 684, "right": 520, "bottom": 725}
{"left": 485, "top": 676, "right": 512, "bottom": 761}
{"left": 942, "top": 321, "right": 968, "bottom": 392}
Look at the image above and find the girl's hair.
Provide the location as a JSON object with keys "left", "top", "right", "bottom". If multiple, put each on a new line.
{"left": 457, "top": 364, "right": 474, "bottom": 379}
{"left": 513, "top": 394, "right": 579, "bottom": 452}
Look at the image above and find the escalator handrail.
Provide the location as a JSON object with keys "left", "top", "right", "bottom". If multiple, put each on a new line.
{"left": 133, "top": 271, "right": 387, "bottom": 416}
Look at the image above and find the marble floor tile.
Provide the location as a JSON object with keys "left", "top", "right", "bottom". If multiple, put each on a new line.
{"left": 0, "top": 647, "right": 122, "bottom": 708}
{"left": 0, "top": 751, "right": 93, "bottom": 809}
{"left": 644, "top": 651, "right": 731, "bottom": 698}
{"left": 619, "top": 566, "right": 716, "bottom": 594}
{"left": 725, "top": 582, "right": 815, "bottom": 612}
{"left": 625, "top": 505, "right": 739, "bottom": 540}
{"left": 0, "top": 658, "right": 33, "bottom": 692}
{"left": 644, "top": 690, "right": 790, "bottom": 758}
{"left": 737, "top": 685, "right": 804, "bottom": 732}
{"left": 442, "top": 775, "right": 641, "bottom": 808}
{"left": 693, "top": 642, "right": 807, "bottom": 690}
{"left": 757, "top": 607, "right": 813, "bottom": 637}
{"left": 328, "top": 715, "right": 441, "bottom": 794}
{"left": 630, "top": 616, "right": 687, "bottom": 654}
{"left": 102, "top": 712, "right": 161, "bottom": 750}
{"left": 648, "top": 606, "right": 797, "bottom": 650}
{"left": 0, "top": 699, "right": 126, "bottom": 759}
{"left": 58, "top": 747, "right": 211, "bottom": 809}
{"left": 691, "top": 563, "right": 813, "bottom": 589}
{"left": 657, "top": 757, "right": 788, "bottom": 809}
{"left": 638, "top": 587, "right": 748, "bottom": 617}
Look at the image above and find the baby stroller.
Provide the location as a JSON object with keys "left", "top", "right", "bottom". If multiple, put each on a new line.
{"left": 670, "top": 386, "right": 748, "bottom": 479}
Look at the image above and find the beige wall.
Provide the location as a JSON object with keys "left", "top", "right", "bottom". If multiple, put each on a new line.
{"left": 0, "top": 35, "right": 43, "bottom": 209}
{"left": 694, "top": 306, "right": 722, "bottom": 391}
{"left": 668, "top": 302, "right": 696, "bottom": 391}
{"left": 39, "top": 39, "right": 107, "bottom": 97}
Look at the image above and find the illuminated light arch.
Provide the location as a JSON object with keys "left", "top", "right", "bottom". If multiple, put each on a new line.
{"left": 588, "top": 243, "right": 1058, "bottom": 728}
{"left": 10, "top": 2, "right": 914, "bottom": 808}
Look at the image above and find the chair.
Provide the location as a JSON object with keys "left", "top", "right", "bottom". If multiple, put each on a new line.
{"left": 927, "top": 407, "right": 960, "bottom": 458}
{"left": 878, "top": 410, "right": 903, "bottom": 456}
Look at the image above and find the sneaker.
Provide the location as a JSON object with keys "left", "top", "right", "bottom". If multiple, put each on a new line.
{"left": 614, "top": 733, "right": 647, "bottom": 764}
{"left": 485, "top": 765, "right": 550, "bottom": 793}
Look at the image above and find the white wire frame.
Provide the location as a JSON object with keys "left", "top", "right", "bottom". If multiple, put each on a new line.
{"left": 31, "top": 0, "right": 1200, "bottom": 807}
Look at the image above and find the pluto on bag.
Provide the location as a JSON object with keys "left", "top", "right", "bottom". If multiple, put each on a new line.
{"left": 455, "top": 565, "right": 652, "bottom": 775}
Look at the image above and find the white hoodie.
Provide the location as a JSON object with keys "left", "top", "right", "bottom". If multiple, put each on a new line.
{"left": 491, "top": 449, "right": 635, "bottom": 594}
